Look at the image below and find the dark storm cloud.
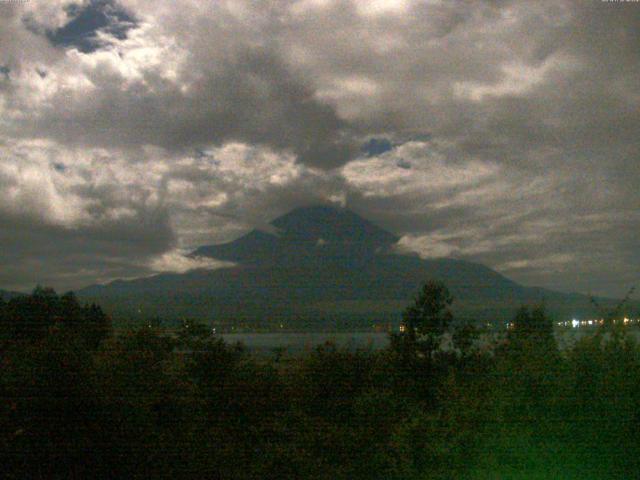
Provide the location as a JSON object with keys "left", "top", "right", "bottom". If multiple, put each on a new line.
{"left": 5, "top": 0, "right": 356, "bottom": 168}
{"left": 12, "top": 46, "right": 353, "bottom": 168}
{"left": 0, "top": 0, "right": 638, "bottom": 297}
{"left": 362, "top": 138, "right": 393, "bottom": 158}
{"left": 47, "top": 0, "right": 137, "bottom": 53}
{"left": 0, "top": 206, "right": 175, "bottom": 291}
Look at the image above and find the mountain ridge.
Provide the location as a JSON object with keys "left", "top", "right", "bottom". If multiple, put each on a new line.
{"left": 0, "top": 289, "right": 26, "bottom": 301}
{"left": 78, "top": 205, "right": 616, "bottom": 328}
{"left": 192, "top": 205, "right": 399, "bottom": 266}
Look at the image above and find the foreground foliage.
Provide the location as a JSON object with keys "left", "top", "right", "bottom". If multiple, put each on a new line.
{"left": 1, "top": 286, "right": 639, "bottom": 479}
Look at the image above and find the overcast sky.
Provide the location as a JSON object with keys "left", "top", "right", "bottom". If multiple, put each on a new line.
{"left": 0, "top": 0, "right": 638, "bottom": 297}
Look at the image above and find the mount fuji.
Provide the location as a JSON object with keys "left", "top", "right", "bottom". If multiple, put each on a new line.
{"left": 78, "top": 205, "right": 604, "bottom": 329}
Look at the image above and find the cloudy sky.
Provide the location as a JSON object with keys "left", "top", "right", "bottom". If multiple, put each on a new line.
{"left": 0, "top": 0, "right": 638, "bottom": 297}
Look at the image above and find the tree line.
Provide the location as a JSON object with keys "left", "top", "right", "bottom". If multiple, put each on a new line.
{"left": 1, "top": 282, "right": 639, "bottom": 479}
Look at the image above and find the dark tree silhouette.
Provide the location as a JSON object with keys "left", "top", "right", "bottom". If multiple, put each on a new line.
{"left": 403, "top": 280, "right": 453, "bottom": 337}
{"left": 0, "top": 287, "right": 110, "bottom": 347}
{"left": 2, "top": 280, "right": 639, "bottom": 479}
{"left": 508, "top": 304, "right": 555, "bottom": 349}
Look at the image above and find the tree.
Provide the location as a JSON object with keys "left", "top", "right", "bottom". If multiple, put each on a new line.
{"left": 0, "top": 288, "right": 110, "bottom": 347}
{"left": 178, "top": 319, "right": 211, "bottom": 342}
{"left": 0, "top": 296, "right": 8, "bottom": 343}
{"left": 497, "top": 305, "right": 560, "bottom": 420}
{"left": 390, "top": 280, "right": 455, "bottom": 395}
{"left": 402, "top": 280, "right": 453, "bottom": 347}
{"left": 590, "top": 285, "right": 636, "bottom": 338}
{"left": 508, "top": 304, "right": 555, "bottom": 349}
{"left": 80, "top": 302, "right": 111, "bottom": 349}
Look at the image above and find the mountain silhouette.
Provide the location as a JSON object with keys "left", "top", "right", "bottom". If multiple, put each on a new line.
{"left": 0, "top": 289, "right": 24, "bottom": 301}
{"left": 78, "top": 205, "right": 605, "bottom": 328}
{"left": 192, "top": 205, "right": 398, "bottom": 268}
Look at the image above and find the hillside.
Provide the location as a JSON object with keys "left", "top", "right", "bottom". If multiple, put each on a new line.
{"left": 79, "top": 205, "right": 611, "bottom": 329}
{"left": 0, "top": 289, "right": 25, "bottom": 301}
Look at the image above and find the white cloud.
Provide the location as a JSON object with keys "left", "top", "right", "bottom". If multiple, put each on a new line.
{"left": 0, "top": 0, "right": 638, "bottom": 297}
{"left": 497, "top": 253, "right": 575, "bottom": 273}
{"left": 353, "top": 0, "right": 409, "bottom": 17}
{"left": 395, "top": 234, "right": 457, "bottom": 259}
{"left": 148, "top": 249, "right": 234, "bottom": 274}
{"left": 341, "top": 141, "right": 500, "bottom": 198}
{"left": 453, "top": 54, "right": 581, "bottom": 101}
